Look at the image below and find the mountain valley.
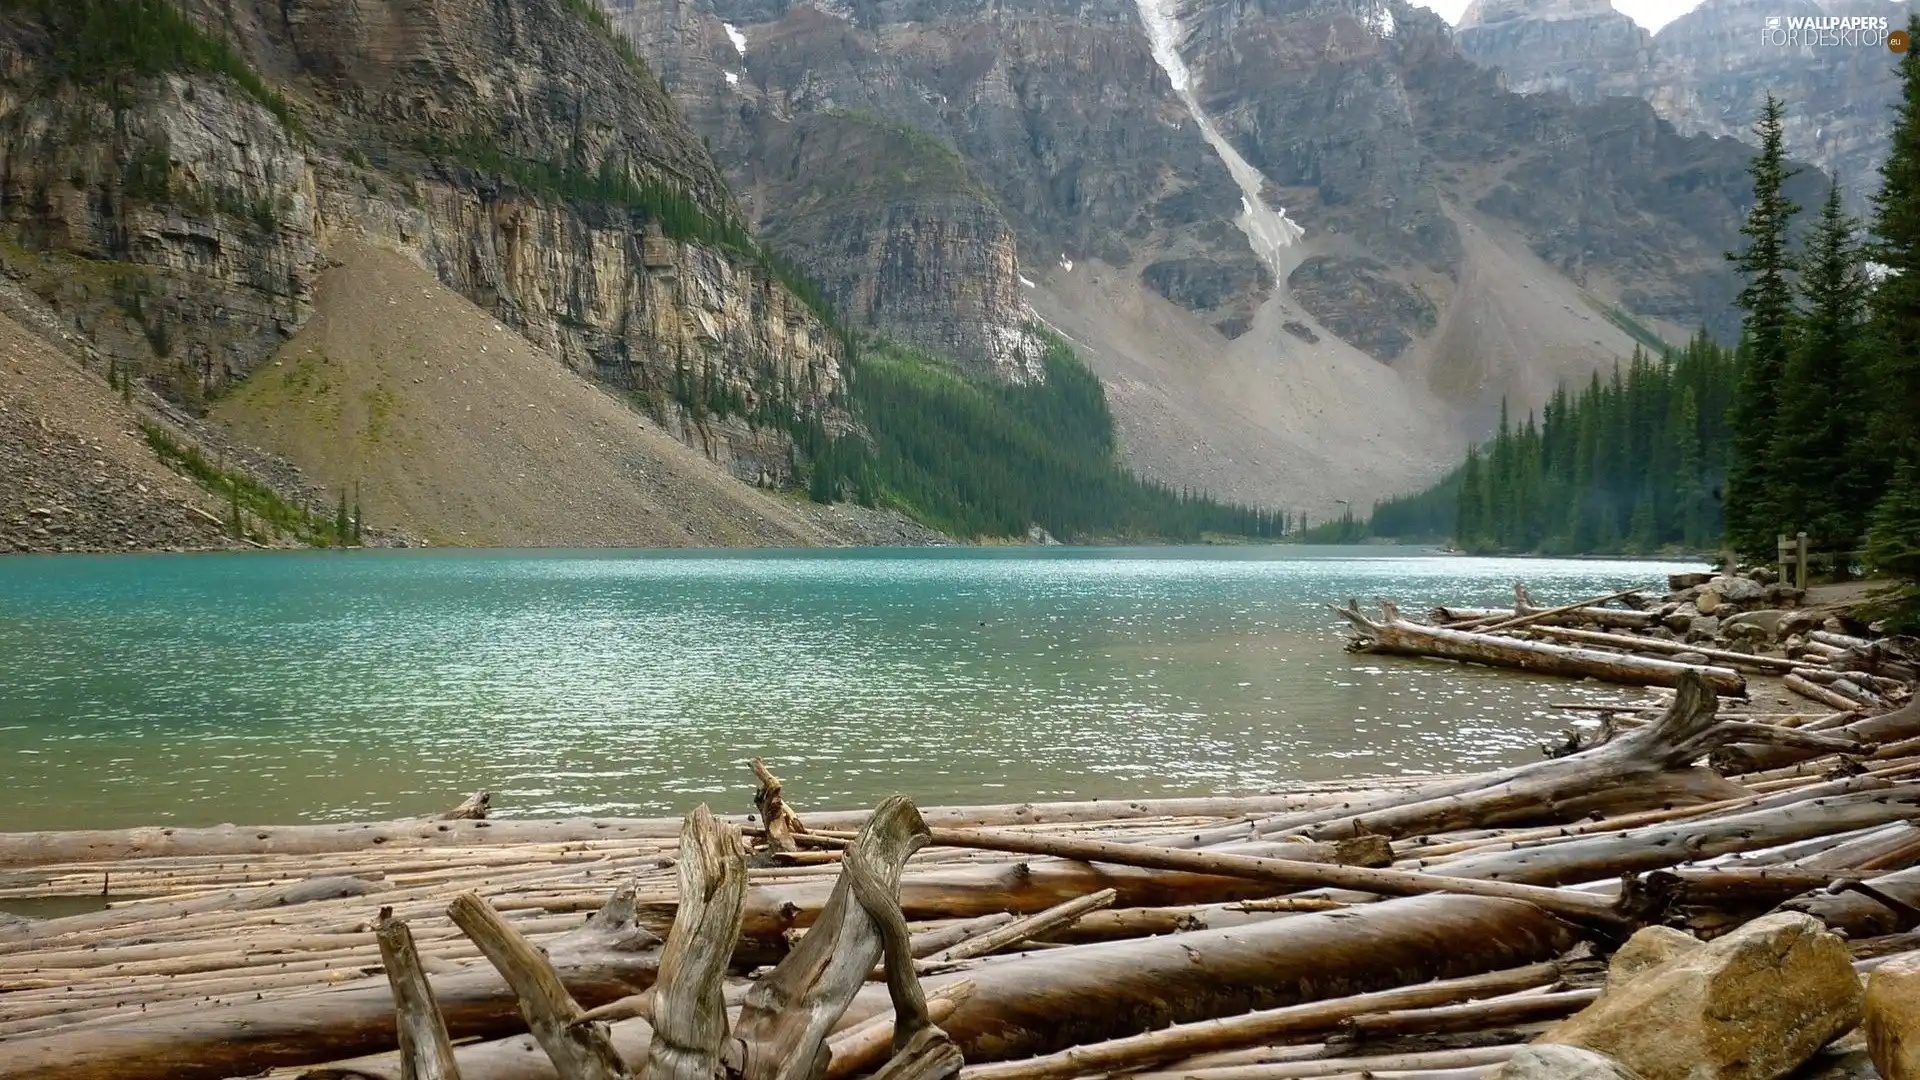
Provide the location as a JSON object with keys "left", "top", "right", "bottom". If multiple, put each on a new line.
{"left": 0, "top": 0, "right": 1860, "bottom": 547}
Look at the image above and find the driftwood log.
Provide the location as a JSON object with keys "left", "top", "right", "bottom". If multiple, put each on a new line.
{"left": 0, "top": 887, "right": 664, "bottom": 1080}
{"left": 1334, "top": 601, "right": 1746, "bottom": 695}
{"left": 1280, "top": 672, "right": 1841, "bottom": 843}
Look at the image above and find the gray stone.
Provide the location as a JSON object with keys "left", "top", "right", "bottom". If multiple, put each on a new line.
{"left": 1687, "top": 615, "right": 1721, "bottom": 641}
{"left": 1538, "top": 912, "right": 1863, "bottom": 1080}
{"left": 1605, "top": 925, "right": 1702, "bottom": 991}
{"left": 1722, "top": 609, "right": 1788, "bottom": 641}
{"left": 1667, "top": 571, "right": 1715, "bottom": 591}
{"left": 1663, "top": 607, "right": 1699, "bottom": 633}
{"left": 1500, "top": 1044, "right": 1648, "bottom": 1080}
{"left": 1709, "top": 575, "right": 1767, "bottom": 604}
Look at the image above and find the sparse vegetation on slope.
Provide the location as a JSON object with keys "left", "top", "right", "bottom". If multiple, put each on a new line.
{"left": 5, "top": 0, "right": 303, "bottom": 134}
{"left": 140, "top": 422, "right": 345, "bottom": 546}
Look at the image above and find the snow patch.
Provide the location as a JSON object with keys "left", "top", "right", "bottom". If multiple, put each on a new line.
{"left": 723, "top": 22, "right": 747, "bottom": 55}
{"left": 1866, "top": 260, "right": 1897, "bottom": 282}
{"left": 1367, "top": 2, "right": 1395, "bottom": 37}
{"left": 1019, "top": 274, "right": 1036, "bottom": 288}
{"left": 987, "top": 318, "right": 1049, "bottom": 382}
{"left": 1133, "top": 0, "right": 1304, "bottom": 277}
{"left": 725, "top": 70, "right": 740, "bottom": 85}
{"left": 1059, "top": 255, "right": 1074, "bottom": 272}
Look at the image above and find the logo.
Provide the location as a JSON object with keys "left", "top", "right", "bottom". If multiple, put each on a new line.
{"left": 1760, "top": 13, "right": 1892, "bottom": 46}
{"left": 1894, "top": 28, "right": 1911, "bottom": 51}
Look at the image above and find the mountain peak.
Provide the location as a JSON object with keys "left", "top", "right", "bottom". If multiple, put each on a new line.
{"left": 1457, "top": 0, "right": 1625, "bottom": 28}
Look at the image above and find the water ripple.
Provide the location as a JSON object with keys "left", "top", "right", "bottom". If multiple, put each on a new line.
{"left": 0, "top": 546, "right": 1701, "bottom": 829}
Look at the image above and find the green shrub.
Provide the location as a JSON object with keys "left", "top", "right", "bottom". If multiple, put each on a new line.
{"left": 141, "top": 422, "right": 344, "bottom": 546}
{"left": 8, "top": 0, "right": 305, "bottom": 137}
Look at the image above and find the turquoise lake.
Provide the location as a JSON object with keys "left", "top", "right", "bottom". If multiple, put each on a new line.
{"left": 0, "top": 546, "right": 1702, "bottom": 831}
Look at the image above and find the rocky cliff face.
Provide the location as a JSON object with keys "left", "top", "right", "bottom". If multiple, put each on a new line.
{"left": 1457, "top": 0, "right": 1913, "bottom": 209}
{"left": 0, "top": 0, "right": 849, "bottom": 482}
{"left": 587, "top": 0, "right": 1820, "bottom": 511}
{"left": 599, "top": 0, "right": 1271, "bottom": 367}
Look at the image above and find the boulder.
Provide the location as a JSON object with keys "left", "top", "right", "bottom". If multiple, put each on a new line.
{"left": 1764, "top": 584, "right": 1807, "bottom": 608}
{"left": 1688, "top": 615, "right": 1722, "bottom": 641}
{"left": 1697, "top": 589, "right": 1723, "bottom": 615}
{"left": 1867, "top": 952, "right": 1920, "bottom": 1080}
{"left": 1724, "top": 622, "right": 1771, "bottom": 647}
{"left": 1665, "top": 606, "right": 1700, "bottom": 632}
{"left": 1723, "top": 609, "right": 1788, "bottom": 642}
{"left": 1502, "top": 1044, "right": 1648, "bottom": 1079}
{"left": 1538, "top": 912, "right": 1863, "bottom": 1080}
{"left": 1605, "top": 926, "right": 1702, "bottom": 991}
{"left": 1669, "top": 572, "right": 1715, "bottom": 591}
{"left": 1672, "top": 651, "right": 1713, "bottom": 665}
{"left": 1710, "top": 575, "right": 1767, "bottom": 604}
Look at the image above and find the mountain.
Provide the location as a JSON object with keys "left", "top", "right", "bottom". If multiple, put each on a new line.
{"left": 0, "top": 0, "right": 965, "bottom": 548}
{"left": 1457, "top": 0, "right": 1912, "bottom": 208}
{"left": 600, "top": 0, "right": 1824, "bottom": 514}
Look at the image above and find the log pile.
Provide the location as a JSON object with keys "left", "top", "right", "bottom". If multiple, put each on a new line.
{"left": 0, "top": 659, "right": 1917, "bottom": 1077}
{"left": 1345, "top": 574, "right": 1920, "bottom": 711}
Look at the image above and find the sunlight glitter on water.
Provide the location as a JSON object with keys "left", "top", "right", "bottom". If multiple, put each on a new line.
{"left": 0, "top": 546, "right": 1704, "bottom": 829}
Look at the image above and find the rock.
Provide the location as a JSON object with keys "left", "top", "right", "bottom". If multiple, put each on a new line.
{"left": 1538, "top": 912, "right": 1863, "bottom": 1080}
{"left": 1605, "top": 925, "right": 1701, "bottom": 992}
{"left": 1724, "top": 621, "right": 1772, "bottom": 646}
{"left": 1664, "top": 607, "right": 1699, "bottom": 632}
{"left": 1866, "top": 952, "right": 1920, "bottom": 1080}
{"left": 1749, "top": 565, "right": 1778, "bottom": 585}
{"left": 1709, "top": 575, "right": 1767, "bottom": 604}
{"left": 1501, "top": 1044, "right": 1648, "bottom": 1080}
{"left": 1764, "top": 583, "right": 1807, "bottom": 607}
{"left": 1722, "top": 610, "right": 1788, "bottom": 642}
{"left": 1671, "top": 651, "right": 1712, "bottom": 665}
{"left": 1687, "top": 615, "right": 1721, "bottom": 641}
{"left": 1669, "top": 571, "right": 1715, "bottom": 591}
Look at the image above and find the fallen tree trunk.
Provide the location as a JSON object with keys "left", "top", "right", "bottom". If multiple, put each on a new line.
{"left": 1434, "top": 586, "right": 1657, "bottom": 632}
{"left": 1779, "top": 866, "right": 1920, "bottom": 938}
{"left": 1522, "top": 625, "right": 1800, "bottom": 673}
{"left": 311, "top": 896, "right": 1577, "bottom": 1080}
{"left": 953, "top": 961, "right": 1563, "bottom": 1080}
{"left": 917, "top": 828, "right": 1627, "bottom": 927}
{"left": 1334, "top": 602, "right": 1745, "bottom": 695}
{"left": 0, "top": 795, "right": 1346, "bottom": 870}
{"left": 1287, "top": 673, "right": 1835, "bottom": 843}
{"left": 723, "top": 840, "right": 1370, "bottom": 945}
{"left": 836, "top": 896, "right": 1579, "bottom": 1064}
{"left": 1714, "top": 699, "right": 1920, "bottom": 775}
{"left": 1428, "top": 788, "right": 1920, "bottom": 887}
{"left": 1165, "top": 672, "right": 1755, "bottom": 850}
{"left": 0, "top": 887, "right": 664, "bottom": 1080}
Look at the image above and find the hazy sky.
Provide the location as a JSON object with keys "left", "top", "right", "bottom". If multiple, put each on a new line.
{"left": 1413, "top": 0, "right": 1702, "bottom": 30}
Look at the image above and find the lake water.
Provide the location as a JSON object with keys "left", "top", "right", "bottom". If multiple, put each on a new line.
{"left": 0, "top": 547, "right": 1702, "bottom": 832}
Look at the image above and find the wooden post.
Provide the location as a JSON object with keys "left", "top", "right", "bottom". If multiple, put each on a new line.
{"left": 1796, "top": 531, "right": 1810, "bottom": 590}
{"left": 1779, "top": 533, "right": 1792, "bottom": 587}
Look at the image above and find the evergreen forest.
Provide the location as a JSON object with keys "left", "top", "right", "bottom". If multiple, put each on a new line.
{"left": 1337, "top": 33, "right": 1920, "bottom": 621}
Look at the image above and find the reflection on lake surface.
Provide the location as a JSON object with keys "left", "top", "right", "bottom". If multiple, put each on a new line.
{"left": 0, "top": 546, "right": 1702, "bottom": 830}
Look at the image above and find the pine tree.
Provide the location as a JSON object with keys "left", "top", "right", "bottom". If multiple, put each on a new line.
{"left": 1724, "top": 94, "right": 1802, "bottom": 558}
{"left": 1456, "top": 446, "right": 1485, "bottom": 550}
{"left": 1858, "top": 14, "right": 1920, "bottom": 605}
{"left": 1672, "top": 387, "right": 1707, "bottom": 551}
{"left": 1866, "top": 15, "right": 1920, "bottom": 469}
{"left": 335, "top": 488, "right": 349, "bottom": 547}
{"left": 1773, "top": 183, "right": 1868, "bottom": 555}
{"left": 351, "top": 482, "right": 363, "bottom": 545}
{"left": 1866, "top": 460, "right": 1920, "bottom": 584}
